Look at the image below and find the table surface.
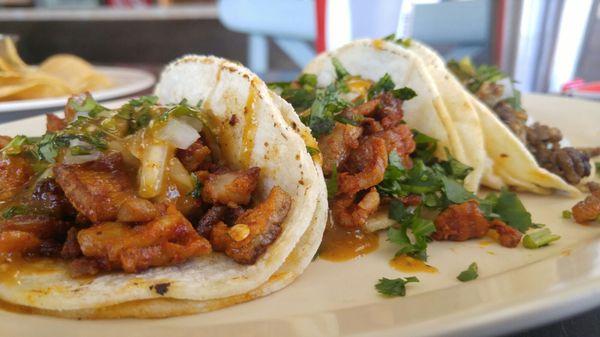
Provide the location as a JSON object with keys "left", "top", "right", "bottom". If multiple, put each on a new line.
{"left": 0, "top": 73, "right": 598, "bottom": 337}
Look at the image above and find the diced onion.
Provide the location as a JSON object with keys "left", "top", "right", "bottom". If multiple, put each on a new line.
{"left": 177, "top": 115, "right": 203, "bottom": 132}
{"left": 156, "top": 118, "right": 200, "bottom": 149}
{"left": 139, "top": 141, "right": 171, "bottom": 198}
{"left": 168, "top": 157, "right": 195, "bottom": 194}
{"left": 63, "top": 152, "right": 101, "bottom": 165}
{"left": 492, "top": 77, "right": 515, "bottom": 106}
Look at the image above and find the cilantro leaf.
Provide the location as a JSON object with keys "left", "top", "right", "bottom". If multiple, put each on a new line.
{"left": 441, "top": 176, "right": 475, "bottom": 203}
{"left": 382, "top": 34, "right": 412, "bottom": 47}
{"left": 490, "top": 188, "right": 533, "bottom": 233}
{"left": 331, "top": 57, "right": 349, "bottom": 80}
{"left": 387, "top": 201, "right": 435, "bottom": 260}
{"left": 375, "top": 276, "right": 419, "bottom": 297}
{"left": 1, "top": 135, "right": 30, "bottom": 155}
{"left": 368, "top": 73, "right": 395, "bottom": 99}
{"left": 392, "top": 87, "right": 417, "bottom": 101}
{"left": 306, "top": 146, "right": 320, "bottom": 156}
{"left": 412, "top": 130, "right": 438, "bottom": 164}
{"left": 128, "top": 95, "right": 159, "bottom": 107}
{"left": 188, "top": 175, "right": 203, "bottom": 199}
{"left": 457, "top": 262, "right": 479, "bottom": 282}
{"left": 326, "top": 164, "right": 338, "bottom": 199}
{"left": 2, "top": 205, "right": 29, "bottom": 219}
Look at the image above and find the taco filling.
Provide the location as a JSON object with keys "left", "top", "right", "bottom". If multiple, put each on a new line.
{"left": 448, "top": 58, "right": 598, "bottom": 185}
{"left": 272, "top": 58, "right": 531, "bottom": 261}
{"left": 0, "top": 93, "right": 292, "bottom": 276}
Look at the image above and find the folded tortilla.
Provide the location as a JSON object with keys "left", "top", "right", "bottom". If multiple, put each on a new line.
{"left": 0, "top": 55, "right": 327, "bottom": 317}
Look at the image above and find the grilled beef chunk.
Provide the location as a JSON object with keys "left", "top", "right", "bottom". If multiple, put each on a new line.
{"left": 318, "top": 122, "right": 363, "bottom": 176}
{"left": 0, "top": 215, "right": 72, "bottom": 256}
{"left": 572, "top": 182, "right": 600, "bottom": 224}
{"left": 331, "top": 187, "right": 380, "bottom": 228}
{"left": 46, "top": 113, "right": 66, "bottom": 132}
{"left": 0, "top": 136, "right": 11, "bottom": 149}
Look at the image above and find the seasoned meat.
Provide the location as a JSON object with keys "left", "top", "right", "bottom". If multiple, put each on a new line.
{"left": 546, "top": 147, "right": 591, "bottom": 185}
{"left": 344, "top": 97, "right": 380, "bottom": 117}
{"left": 331, "top": 188, "right": 380, "bottom": 228}
{"left": 210, "top": 186, "right": 291, "bottom": 264}
{"left": 196, "top": 205, "right": 244, "bottom": 237}
{"left": 46, "top": 113, "right": 66, "bottom": 132}
{"left": 197, "top": 205, "right": 226, "bottom": 237}
{"left": 176, "top": 138, "right": 211, "bottom": 172}
{"left": 318, "top": 122, "right": 363, "bottom": 176}
{"left": 54, "top": 152, "right": 137, "bottom": 222}
{"left": 0, "top": 155, "right": 33, "bottom": 202}
{"left": 572, "top": 183, "right": 600, "bottom": 224}
{"left": 76, "top": 206, "right": 211, "bottom": 274}
{"left": 116, "top": 197, "right": 158, "bottom": 223}
{"left": 0, "top": 135, "right": 11, "bottom": 149}
{"left": 492, "top": 101, "right": 528, "bottom": 142}
{"left": 201, "top": 167, "right": 260, "bottom": 206}
{"left": 0, "top": 215, "right": 72, "bottom": 256}
{"left": 61, "top": 227, "right": 82, "bottom": 259}
{"left": 31, "top": 178, "right": 76, "bottom": 218}
{"left": 490, "top": 219, "right": 522, "bottom": 248}
{"left": 433, "top": 200, "right": 490, "bottom": 241}
{"left": 0, "top": 231, "right": 40, "bottom": 256}
{"left": 338, "top": 136, "right": 387, "bottom": 195}
{"left": 372, "top": 124, "right": 416, "bottom": 167}
{"left": 377, "top": 92, "right": 405, "bottom": 129}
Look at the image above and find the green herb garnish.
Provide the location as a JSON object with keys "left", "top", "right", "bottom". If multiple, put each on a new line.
{"left": 2, "top": 205, "right": 29, "bottom": 219}
{"left": 375, "top": 276, "right": 419, "bottom": 297}
{"left": 522, "top": 228, "right": 561, "bottom": 249}
{"left": 562, "top": 210, "right": 572, "bottom": 219}
{"left": 306, "top": 146, "right": 320, "bottom": 156}
{"left": 326, "top": 164, "right": 338, "bottom": 199}
{"left": 457, "top": 262, "right": 479, "bottom": 282}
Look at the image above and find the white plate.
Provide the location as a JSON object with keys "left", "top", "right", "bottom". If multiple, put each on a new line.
{"left": 0, "top": 94, "right": 599, "bottom": 337}
{"left": 0, "top": 66, "right": 155, "bottom": 114}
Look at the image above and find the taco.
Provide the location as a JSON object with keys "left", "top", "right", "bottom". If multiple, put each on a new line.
{"left": 272, "top": 39, "right": 525, "bottom": 250}
{"left": 0, "top": 55, "right": 326, "bottom": 318}
{"left": 447, "top": 57, "right": 595, "bottom": 196}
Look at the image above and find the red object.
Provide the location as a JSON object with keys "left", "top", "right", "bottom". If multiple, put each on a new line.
{"left": 492, "top": 0, "right": 506, "bottom": 65}
{"left": 315, "top": 0, "right": 327, "bottom": 53}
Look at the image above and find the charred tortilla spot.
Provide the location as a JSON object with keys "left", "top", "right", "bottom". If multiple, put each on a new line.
{"left": 229, "top": 114, "right": 238, "bottom": 126}
{"left": 500, "top": 153, "right": 509, "bottom": 158}
{"left": 150, "top": 282, "right": 171, "bottom": 296}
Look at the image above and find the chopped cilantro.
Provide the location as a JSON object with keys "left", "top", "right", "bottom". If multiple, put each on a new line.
{"left": 128, "top": 95, "right": 159, "bottom": 107}
{"left": 326, "top": 164, "right": 338, "bottom": 199}
{"left": 306, "top": 146, "right": 320, "bottom": 156}
{"left": 562, "top": 210, "right": 572, "bottom": 219}
{"left": 596, "top": 162, "right": 600, "bottom": 177}
{"left": 522, "top": 228, "right": 561, "bottom": 249}
{"left": 305, "top": 84, "right": 351, "bottom": 138}
{"left": 487, "top": 188, "right": 533, "bottom": 233}
{"left": 2, "top": 205, "right": 29, "bottom": 219}
{"left": 375, "top": 276, "right": 419, "bottom": 297}
{"left": 441, "top": 175, "right": 475, "bottom": 203}
{"left": 368, "top": 73, "right": 395, "bottom": 99}
{"left": 68, "top": 95, "right": 108, "bottom": 118}
{"left": 331, "top": 57, "right": 350, "bottom": 80}
{"left": 382, "top": 34, "right": 412, "bottom": 47}
{"left": 188, "top": 175, "right": 203, "bottom": 199}
{"left": 387, "top": 200, "right": 435, "bottom": 260}
{"left": 457, "top": 262, "right": 479, "bottom": 282}
{"left": 392, "top": 87, "right": 417, "bottom": 101}
{"left": 1, "top": 135, "right": 30, "bottom": 155}
{"left": 412, "top": 130, "right": 438, "bottom": 164}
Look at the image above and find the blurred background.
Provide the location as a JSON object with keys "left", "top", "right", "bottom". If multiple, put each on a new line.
{"left": 0, "top": 0, "right": 599, "bottom": 97}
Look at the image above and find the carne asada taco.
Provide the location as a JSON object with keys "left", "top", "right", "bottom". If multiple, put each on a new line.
{"left": 0, "top": 55, "right": 327, "bottom": 317}
{"left": 447, "top": 57, "right": 595, "bottom": 196}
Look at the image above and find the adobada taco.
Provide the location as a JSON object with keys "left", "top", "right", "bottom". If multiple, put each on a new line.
{"left": 0, "top": 55, "right": 326, "bottom": 318}
{"left": 447, "top": 57, "right": 594, "bottom": 196}
{"left": 271, "top": 39, "right": 525, "bottom": 248}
